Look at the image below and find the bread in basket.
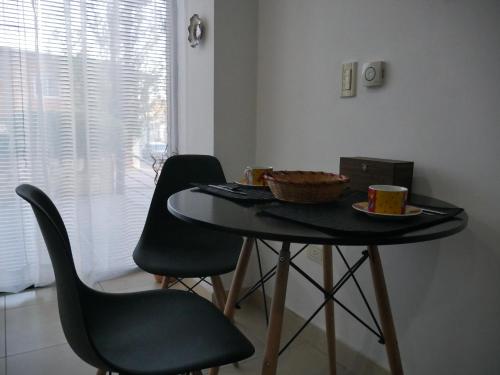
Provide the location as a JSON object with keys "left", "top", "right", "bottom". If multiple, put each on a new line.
{"left": 263, "top": 171, "right": 350, "bottom": 204}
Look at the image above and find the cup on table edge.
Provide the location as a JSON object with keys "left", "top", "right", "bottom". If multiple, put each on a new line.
{"left": 244, "top": 166, "right": 273, "bottom": 186}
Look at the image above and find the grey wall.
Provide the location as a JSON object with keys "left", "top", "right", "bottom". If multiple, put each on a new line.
{"left": 177, "top": 0, "right": 260, "bottom": 288}
{"left": 214, "top": 0, "right": 258, "bottom": 180}
{"left": 256, "top": 0, "right": 500, "bottom": 374}
{"left": 178, "top": 0, "right": 257, "bottom": 179}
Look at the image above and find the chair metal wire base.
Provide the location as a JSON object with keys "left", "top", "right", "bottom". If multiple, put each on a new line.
{"left": 165, "top": 276, "right": 213, "bottom": 294}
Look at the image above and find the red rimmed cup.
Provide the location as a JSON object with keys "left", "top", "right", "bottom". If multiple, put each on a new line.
{"left": 368, "top": 185, "right": 408, "bottom": 214}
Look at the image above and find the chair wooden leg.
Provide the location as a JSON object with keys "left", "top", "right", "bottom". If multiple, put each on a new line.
{"left": 153, "top": 274, "right": 163, "bottom": 283}
{"left": 96, "top": 369, "right": 106, "bottom": 375}
{"left": 160, "top": 276, "right": 169, "bottom": 289}
{"left": 208, "top": 237, "right": 255, "bottom": 375}
{"left": 368, "top": 245, "right": 404, "bottom": 375}
{"left": 211, "top": 275, "right": 227, "bottom": 311}
{"left": 323, "top": 245, "right": 337, "bottom": 375}
{"left": 160, "top": 276, "right": 176, "bottom": 289}
{"left": 223, "top": 237, "right": 255, "bottom": 320}
{"left": 262, "top": 242, "right": 291, "bottom": 375}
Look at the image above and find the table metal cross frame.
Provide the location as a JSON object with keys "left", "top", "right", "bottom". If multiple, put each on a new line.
{"left": 207, "top": 238, "right": 403, "bottom": 375}
{"left": 236, "top": 240, "right": 385, "bottom": 353}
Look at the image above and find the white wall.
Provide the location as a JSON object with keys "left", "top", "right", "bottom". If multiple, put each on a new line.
{"left": 256, "top": 1, "right": 500, "bottom": 374}
{"left": 177, "top": 0, "right": 215, "bottom": 155}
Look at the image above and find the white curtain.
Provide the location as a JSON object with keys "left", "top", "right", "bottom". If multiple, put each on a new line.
{"left": 0, "top": 0, "right": 177, "bottom": 292}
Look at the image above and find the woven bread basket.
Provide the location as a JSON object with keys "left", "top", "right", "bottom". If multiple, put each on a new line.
{"left": 264, "top": 171, "right": 350, "bottom": 204}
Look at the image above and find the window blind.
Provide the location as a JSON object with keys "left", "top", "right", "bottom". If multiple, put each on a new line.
{"left": 0, "top": 0, "right": 176, "bottom": 292}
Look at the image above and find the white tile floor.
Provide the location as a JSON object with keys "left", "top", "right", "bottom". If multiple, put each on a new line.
{"left": 0, "top": 271, "right": 352, "bottom": 375}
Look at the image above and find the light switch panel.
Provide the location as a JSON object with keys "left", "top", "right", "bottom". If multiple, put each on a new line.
{"left": 341, "top": 62, "right": 357, "bottom": 98}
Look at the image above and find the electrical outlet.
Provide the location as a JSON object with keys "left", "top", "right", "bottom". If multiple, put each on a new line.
{"left": 306, "top": 245, "right": 323, "bottom": 265}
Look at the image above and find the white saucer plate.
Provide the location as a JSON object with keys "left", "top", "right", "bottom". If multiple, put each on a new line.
{"left": 234, "top": 180, "right": 270, "bottom": 189}
{"left": 352, "top": 201, "right": 422, "bottom": 220}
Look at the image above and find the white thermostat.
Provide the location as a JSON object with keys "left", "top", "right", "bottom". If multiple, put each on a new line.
{"left": 361, "top": 61, "right": 385, "bottom": 87}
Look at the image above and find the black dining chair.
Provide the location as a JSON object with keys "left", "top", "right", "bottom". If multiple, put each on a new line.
{"left": 133, "top": 154, "right": 243, "bottom": 310}
{"left": 16, "top": 184, "right": 254, "bottom": 375}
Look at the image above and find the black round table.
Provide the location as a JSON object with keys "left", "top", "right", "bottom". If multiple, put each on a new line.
{"left": 168, "top": 188, "right": 467, "bottom": 375}
{"left": 168, "top": 189, "right": 467, "bottom": 246}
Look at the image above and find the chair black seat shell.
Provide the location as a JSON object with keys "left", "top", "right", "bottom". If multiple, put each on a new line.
{"left": 16, "top": 184, "right": 254, "bottom": 375}
{"left": 133, "top": 154, "right": 243, "bottom": 278}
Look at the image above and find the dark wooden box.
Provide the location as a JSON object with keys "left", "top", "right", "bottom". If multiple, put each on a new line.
{"left": 339, "top": 157, "right": 414, "bottom": 193}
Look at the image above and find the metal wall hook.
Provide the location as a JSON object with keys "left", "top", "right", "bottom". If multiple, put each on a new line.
{"left": 188, "top": 14, "right": 204, "bottom": 48}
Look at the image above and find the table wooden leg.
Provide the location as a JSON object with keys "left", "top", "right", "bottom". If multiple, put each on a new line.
{"left": 323, "top": 245, "right": 337, "bottom": 375}
{"left": 368, "top": 245, "right": 404, "bottom": 375}
{"left": 208, "top": 237, "right": 255, "bottom": 375}
{"left": 262, "top": 242, "right": 291, "bottom": 375}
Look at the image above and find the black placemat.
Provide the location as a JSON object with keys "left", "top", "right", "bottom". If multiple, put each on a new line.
{"left": 260, "top": 191, "right": 464, "bottom": 237}
{"left": 192, "top": 183, "right": 276, "bottom": 204}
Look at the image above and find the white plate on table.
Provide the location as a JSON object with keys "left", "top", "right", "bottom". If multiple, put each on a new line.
{"left": 234, "top": 180, "right": 270, "bottom": 190}
{"left": 352, "top": 201, "right": 422, "bottom": 220}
